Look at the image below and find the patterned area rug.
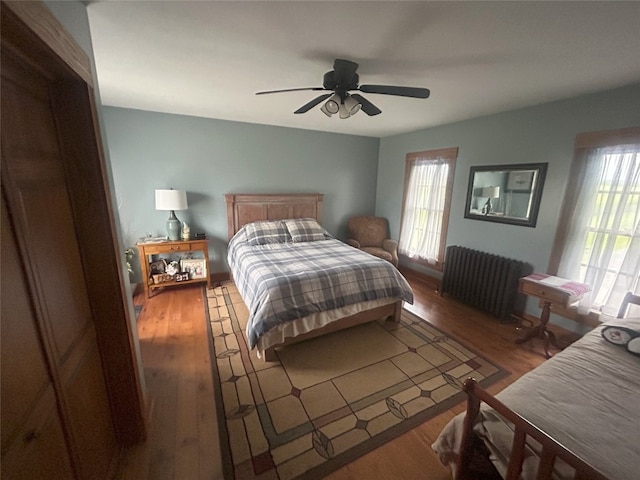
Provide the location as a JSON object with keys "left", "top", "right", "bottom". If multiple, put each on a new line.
{"left": 206, "top": 283, "right": 508, "bottom": 480}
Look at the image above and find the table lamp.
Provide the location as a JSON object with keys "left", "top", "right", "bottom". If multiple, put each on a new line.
{"left": 155, "top": 189, "right": 188, "bottom": 241}
{"left": 481, "top": 186, "right": 500, "bottom": 215}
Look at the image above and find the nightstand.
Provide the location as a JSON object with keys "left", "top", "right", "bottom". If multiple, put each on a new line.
{"left": 516, "top": 273, "right": 590, "bottom": 358}
{"left": 137, "top": 238, "right": 211, "bottom": 298}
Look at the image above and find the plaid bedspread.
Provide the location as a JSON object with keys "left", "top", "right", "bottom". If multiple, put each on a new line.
{"left": 228, "top": 231, "right": 414, "bottom": 349}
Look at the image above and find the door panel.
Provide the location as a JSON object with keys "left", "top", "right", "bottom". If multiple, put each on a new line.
{"left": 0, "top": 385, "right": 75, "bottom": 480}
{"left": 0, "top": 199, "right": 51, "bottom": 452}
{"left": 65, "top": 346, "right": 121, "bottom": 479}
{"left": 1, "top": 195, "right": 75, "bottom": 480}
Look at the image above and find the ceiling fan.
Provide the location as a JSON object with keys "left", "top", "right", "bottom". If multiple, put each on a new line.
{"left": 255, "top": 58, "right": 430, "bottom": 119}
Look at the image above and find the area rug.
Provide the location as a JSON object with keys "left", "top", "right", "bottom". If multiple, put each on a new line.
{"left": 205, "top": 282, "right": 508, "bottom": 480}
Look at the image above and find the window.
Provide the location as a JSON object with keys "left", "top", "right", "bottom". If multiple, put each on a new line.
{"left": 398, "top": 147, "right": 457, "bottom": 270}
{"left": 549, "top": 128, "right": 640, "bottom": 311}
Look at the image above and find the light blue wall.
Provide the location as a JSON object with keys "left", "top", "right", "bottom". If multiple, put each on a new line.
{"left": 376, "top": 83, "right": 640, "bottom": 329}
{"left": 103, "top": 107, "right": 380, "bottom": 278}
{"left": 377, "top": 83, "right": 640, "bottom": 276}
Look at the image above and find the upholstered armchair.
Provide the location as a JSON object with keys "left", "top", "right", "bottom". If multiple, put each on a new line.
{"left": 347, "top": 216, "right": 399, "bottom": 267}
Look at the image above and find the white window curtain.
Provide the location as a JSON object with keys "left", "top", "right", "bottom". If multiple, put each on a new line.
{"left": 557, "top": 145, "right": 640, "bottom": 310}
{"left": 399, "top": 158, "right": 449, "bottom": 264}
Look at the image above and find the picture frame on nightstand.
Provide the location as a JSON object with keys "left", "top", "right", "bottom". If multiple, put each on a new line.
{"left": 149, "top": 259, "right": 167, "bottom": 275}
{"left": 180, "top": 258, "right": 207, "bottom": 279}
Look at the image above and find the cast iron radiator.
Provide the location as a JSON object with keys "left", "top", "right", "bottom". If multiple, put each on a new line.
{"left": 440, "top": 245, "right": 525, "bottom": 322}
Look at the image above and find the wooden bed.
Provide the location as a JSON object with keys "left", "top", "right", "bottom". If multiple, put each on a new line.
{"left": 433, "top": 296, "right": 640, "bottom": 480}
{"left": 455, "top": 379, "right": 609, "bottom": 480}
{"left": 225, "top": 193, "right": 403, "bottom": 361}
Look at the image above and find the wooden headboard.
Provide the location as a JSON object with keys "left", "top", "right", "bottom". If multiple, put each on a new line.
{"left": 225, "top": 193, "right": 324, "bottom": 240}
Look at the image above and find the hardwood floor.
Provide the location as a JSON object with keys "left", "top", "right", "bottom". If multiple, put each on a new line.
{"left": 117, "top": 269, "right": 581, "bottom": 480}
{"left": 118, "top": 285, "right": 222, "bottom": 480}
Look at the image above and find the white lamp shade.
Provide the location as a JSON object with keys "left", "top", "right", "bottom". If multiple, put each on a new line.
{"left": 343, "top": 95, "right": 361, "bottom": 116}
{"left": 324, "top": 94, "right": 340, "bottom": 115}
{"left": 320, "top": 102, "right": 333, "bottom": 117}
{"left": 480, "top": 186, "right": 500, "bottom": 198}
{"left": 339, "top": 103, "right": 350, "bottom": 119}
{"left": 155, "top": 189, "right": 188, "bottom": 211}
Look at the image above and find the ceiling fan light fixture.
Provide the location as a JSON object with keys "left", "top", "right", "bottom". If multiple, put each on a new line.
{"left": 324, "top": 94, "right": 340, "bottom": 115}
{"left": 339, "top": 103, "right": 350, "bottom": 119}
{"left": 320, "top": 102, "right": 333, "bottom": 117}
{"left": 343, "top": 95, "right": 361, "bottom": 116}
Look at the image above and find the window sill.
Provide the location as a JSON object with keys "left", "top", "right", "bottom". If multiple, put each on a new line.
{"left": 399, "top": 254, "right": 443, "bottom": 272}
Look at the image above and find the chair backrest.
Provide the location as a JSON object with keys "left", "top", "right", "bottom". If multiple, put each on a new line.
{"left": 617, "top": 291, "right": 640, "bottom": 318}
{"left": 347, "top": 216, "right": 389, "bottom": 248}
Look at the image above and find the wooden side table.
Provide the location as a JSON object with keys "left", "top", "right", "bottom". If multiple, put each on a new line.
{"left": 137, "top": 238, "right": 211, "bottom": 299}
{"left": 516, "top": 273, "right": 590, "bottom": 358}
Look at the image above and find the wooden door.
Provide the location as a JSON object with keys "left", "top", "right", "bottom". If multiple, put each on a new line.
{"left": 1, "top": 48, "right": 119, "bottom": 479}
{"left": 1, "top": 197, "right": 75, "bottom": 480}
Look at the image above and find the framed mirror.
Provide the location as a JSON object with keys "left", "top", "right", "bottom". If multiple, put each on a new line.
{"left": 464, "top": 163, "right": 548, "bottom": 227}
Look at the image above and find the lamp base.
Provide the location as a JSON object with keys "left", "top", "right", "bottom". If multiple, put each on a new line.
{"left": 483, "top": 198, "right": 492, "bottom": 215}
{"left": 166, "top": 210, "right": 181, "bottom": 241}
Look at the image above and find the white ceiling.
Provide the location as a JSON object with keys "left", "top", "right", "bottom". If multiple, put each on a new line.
{"left": 86, "top": 1, "right": 640, "bottom": 138}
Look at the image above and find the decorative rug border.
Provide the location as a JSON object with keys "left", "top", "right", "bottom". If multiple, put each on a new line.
{"left": 203, "top": 289, "right": 236, "bottom": 480}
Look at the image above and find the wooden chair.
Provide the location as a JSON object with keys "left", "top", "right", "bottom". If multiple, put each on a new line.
{"left": 616, "top": 291, "right": 640, "bottom": 318}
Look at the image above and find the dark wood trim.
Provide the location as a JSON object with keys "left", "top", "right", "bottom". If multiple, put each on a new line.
{"left": 439, "top": 151, "right": 457, "bottom": 264}
{"left": 575, "top": 126, "right": 640, "bottom": 149}
{"left": 52, "top": 83, "right": 147, "bottom": 444}
{"left": 2, "top": 1, "right": 92, "bottom": 85}
{"left": 546, "top": 147, "right": 591, "bottom": 274}
{"left": 405, "top": 147, "right": 459, "bottom": 161}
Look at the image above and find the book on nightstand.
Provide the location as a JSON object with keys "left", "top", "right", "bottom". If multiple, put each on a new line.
{"left": 139, "top": 236, "right": 168, "bottom": 244}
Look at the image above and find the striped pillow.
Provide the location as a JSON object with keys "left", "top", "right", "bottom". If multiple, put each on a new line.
{"left": 244, "top": 220, "right": 291, "bottom": 246}
{"left": 284, "top": 218, "right": 328, "bottom": 242}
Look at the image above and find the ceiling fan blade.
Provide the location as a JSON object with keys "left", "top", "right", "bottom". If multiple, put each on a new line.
{"left": 359, "top": 84, "right": 430, "bottom": 99}
{"left": 350, "top": 94, "right": 381, "bottom": 116}
{"left": 256, "top": 87, "right": 325, "bottom": 95}
{"left": 293, "top": 93, "right": 332, "bottom": 114}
